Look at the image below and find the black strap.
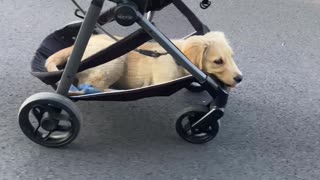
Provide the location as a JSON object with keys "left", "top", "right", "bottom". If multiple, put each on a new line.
{"left": 134, "top": 49, "right": 168, "bottom": 58}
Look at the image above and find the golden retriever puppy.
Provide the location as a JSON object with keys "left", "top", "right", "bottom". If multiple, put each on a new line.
{"left": 116, "top": 32, "right": 242, "bottom": 89}
{"left": 45, "top": 31, "right": 242, "bottom": 92}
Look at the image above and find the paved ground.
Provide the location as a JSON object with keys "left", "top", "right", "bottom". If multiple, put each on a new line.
{"left": 0, "top": 0, "right": 320, "bottom": 179}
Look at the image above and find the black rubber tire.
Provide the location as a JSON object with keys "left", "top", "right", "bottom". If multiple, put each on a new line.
{"left": 18, "top": 92, "right": 81, "bottom": 148}
{"left": 175, "top": 105, "right": 219, "bottom": 144}
{"left": 185, "top": 82, "right": 204, "bottom": 93}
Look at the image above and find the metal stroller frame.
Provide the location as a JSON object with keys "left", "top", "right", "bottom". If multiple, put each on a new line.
{"left": 19, "top": 0, "right": 230, "bottom": 147}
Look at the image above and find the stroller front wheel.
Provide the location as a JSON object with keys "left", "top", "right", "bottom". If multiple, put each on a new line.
{"left": 18, "top": 92, "right": 81, "bottom": 148}
{"left": 175, "top": 105, "right": 219, "bottom": 144}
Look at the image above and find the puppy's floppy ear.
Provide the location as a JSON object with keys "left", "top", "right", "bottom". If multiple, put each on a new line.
{"left": 181, "top": 36, "right": 208, "bottom": 70}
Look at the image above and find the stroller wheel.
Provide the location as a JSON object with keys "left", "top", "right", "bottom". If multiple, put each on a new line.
{"left": 175, "top": 105, "right": 219, "bottom": 144}
{"left": 186, "top": 82, "right": 204, "bottom": 93}
{"left": 18, "top": 92, "right": 81, "bottom": 148}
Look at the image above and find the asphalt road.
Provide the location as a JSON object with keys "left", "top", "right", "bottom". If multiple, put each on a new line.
{"left": 1, "top": 0, "right": 320, "bottom": 179}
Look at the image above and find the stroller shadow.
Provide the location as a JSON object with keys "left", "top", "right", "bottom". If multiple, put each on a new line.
{"left": 37, "top": 90, "right": 295, "bottom": 170}
{"left": 63, "top": 88, "right": 287, "bottom": 156}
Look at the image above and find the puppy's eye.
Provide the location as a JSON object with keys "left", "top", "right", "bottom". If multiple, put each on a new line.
{"left": 214, "top": 58, "right": 224, "bottom": 65}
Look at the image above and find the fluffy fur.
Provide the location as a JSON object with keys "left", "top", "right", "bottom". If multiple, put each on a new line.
{"left": 45, "top": 32, "right": 242, "bottom": 91}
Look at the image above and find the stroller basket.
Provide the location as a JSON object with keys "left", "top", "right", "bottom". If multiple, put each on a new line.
{"left": 31, "top": 0, "right": 210, "bottom": 101}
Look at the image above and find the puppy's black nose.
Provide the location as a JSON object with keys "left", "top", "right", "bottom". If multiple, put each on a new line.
{"left": 234, "top": 75, "right": 243, "bottom": 83}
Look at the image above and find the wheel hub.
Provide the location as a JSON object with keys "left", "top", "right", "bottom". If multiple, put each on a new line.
{"left": 41, "top": 117, "right": 58, "bottom": 131}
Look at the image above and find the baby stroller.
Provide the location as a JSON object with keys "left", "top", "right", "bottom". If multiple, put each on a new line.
{"left": 18, "top": 0, "right": 230, "bottom": 147}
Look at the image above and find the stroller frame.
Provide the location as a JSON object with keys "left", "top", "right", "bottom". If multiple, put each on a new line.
{"left": 18, "top": 0, "right": 230, "bottom": 147}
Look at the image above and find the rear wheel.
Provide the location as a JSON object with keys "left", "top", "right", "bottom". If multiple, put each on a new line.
{"left": 18, "top": 92, "right": 81, "bottom": 148}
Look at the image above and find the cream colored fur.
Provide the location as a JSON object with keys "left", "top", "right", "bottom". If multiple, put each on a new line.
{"left": 45, "top": 32, "right": 242, "bottom": 92}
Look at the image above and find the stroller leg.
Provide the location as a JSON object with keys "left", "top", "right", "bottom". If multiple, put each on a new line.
{"left": 56, "top": 0, "right": 104, "bottom": 96}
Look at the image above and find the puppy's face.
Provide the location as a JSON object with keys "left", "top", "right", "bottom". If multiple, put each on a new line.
{"left": 182, "top": 32, "right": 242, "bottom": 87}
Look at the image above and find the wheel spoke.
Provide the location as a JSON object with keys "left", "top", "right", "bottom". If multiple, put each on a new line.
{"left": 56, "top": 114, "right": 71, "bottom": 122}
{"left": 206, "top": 125, "right": 213, "bottom": 133}
{"left": 33, "top": 124, "right": 41, "bottom": 134}
{"left": 185, "top": 114, "right": 198, "bottom": 132}
{"left": 42, "top": 131, "right": 52, "bottom": 141}
{"left": 183, "top": 119, "right": 190, "bottom": 129}
{"left": 32, "top": 105, "right": 46, "bottom": 121}
{"left": 184, "top": 124, "right": 193, "bottom": 135}
{"left": 188, "top": 114, "right": 197, "bottom": 122}
{"left": 53, "top": 114, "right": 72, "bottom": 132}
